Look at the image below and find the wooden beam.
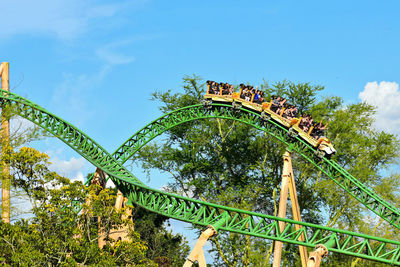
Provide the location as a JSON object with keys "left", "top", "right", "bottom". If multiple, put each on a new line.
{"left": 307, "top": 245, "right": 328, "bottom": 267}
{"left": 273, "top": 152, "right": 291, "bottom": 267}
{"left": 286, "top": 153, "right": 308, "bottom": 266}
{"left": 1, "top": 62, "right": 10, "bottom": 223}
{"left": 183, "top": 227, "right": 215, "bottom": 267}
{"left": 273, "top": 151, "right": 308, "bottom": 267}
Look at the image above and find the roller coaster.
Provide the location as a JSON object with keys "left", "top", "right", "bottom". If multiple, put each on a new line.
{"left": 203, "top": 84, "right": 336, "bottom": 158}
{"left": 1, "top": 87, "right": 400, "bottom": 266}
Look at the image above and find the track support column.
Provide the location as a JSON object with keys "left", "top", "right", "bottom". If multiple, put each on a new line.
{"left": 307, "top": 235, "right": 335, "bottom": 267}
{"left": 272, "top": 152, "right": 291, "bottom": 267}
{"left": 0, "top": 62, "right": 10, "bottom": 223}
{"left": 273, "top": 151, "right": 308, "bottom": 267}
{"left": 184, "top": 214, "right": 229, "bottom": 267}
{"left": 307, "top": 245, "right": 328, "bottom": 267}
{"left": 183, "top": 227, "right": 215, "bottom": 267}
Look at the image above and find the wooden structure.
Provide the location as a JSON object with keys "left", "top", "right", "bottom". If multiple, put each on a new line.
{"left": 0, "top": 62, "right": 10, "bottom": 223}
{"left": 273, "top": 151, "right": 308, "bottom": 267}
{"left": 93, "top": 168, "right": 132, "bottom": 249}
{"left": 183, "top": 151, "right": 329, "bottom": 267}
{"left": 183, "top": 226, "right": 216, "bottom": 267}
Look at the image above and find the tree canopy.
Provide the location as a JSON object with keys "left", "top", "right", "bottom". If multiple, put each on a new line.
{"left": 0, "top": 146, "right": 156, "bottom": 266}
{"left": 132, "top": 75, "right": 400, "bottom": 266}
{"left": 1, "top": 138, "right": 189, "bottom": 265}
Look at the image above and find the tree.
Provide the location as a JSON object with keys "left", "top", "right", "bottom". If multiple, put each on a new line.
{"left": 132, "top": 207, "right": 190, "bottom": 266}
{"left": 84, "top": 173, "right": 191, "bottom": 266}
{"left": 132, "top": 75, "right": 400, "bottom": 266}
{"left": 0, "top": 103, "right": 190, "bottom": 266}
{"left": 0, "top": 104, "right": 49, "bottom": 220}
{"left": 0, "top": 146, "right": 156, "bottom": 266}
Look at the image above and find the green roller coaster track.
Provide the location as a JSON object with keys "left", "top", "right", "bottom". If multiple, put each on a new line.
{"left": 1, "top": 89, "right": 400, "bottom": 265}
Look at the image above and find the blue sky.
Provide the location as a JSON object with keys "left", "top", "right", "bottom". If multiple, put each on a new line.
{"left": 2, "top": 0, "right": 400, "bottom": 260}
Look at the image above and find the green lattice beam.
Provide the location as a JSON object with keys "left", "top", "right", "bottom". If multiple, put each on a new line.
{"left": 126, "top": 184, "right": 400, "bottom": 265}
{"left": 0, "top": 90, "right": 143, "bottom": 186}
{"left": 110, "top": 102, "right": 400, "bottom": 230}
{"left": 1, "top": 89, "right": 400, "bottom": 265}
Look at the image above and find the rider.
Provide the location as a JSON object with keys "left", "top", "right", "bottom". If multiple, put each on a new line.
{"left": 276, "top": 97, "right": 287, "bottom": 114}
{"left": 311, "top": 121, "right": 327, "bottom": 139}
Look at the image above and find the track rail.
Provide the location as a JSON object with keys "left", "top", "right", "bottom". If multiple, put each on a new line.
{"left": 111, "top": 103, "right": 400, "bottom": 230}
{"left": 1, "top": 89, "right": 400, "bottom": 265}
{"left": 0, "top": 90, "right": 143, "bottom": 186}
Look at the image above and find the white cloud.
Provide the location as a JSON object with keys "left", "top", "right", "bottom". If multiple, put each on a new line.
{"left": 95, "top": 35, "right": 161, "bottom": 65}
{"left": 0, "top": 0, "right": 124, "bottom": 41}
{"left": 48, "top": 155, "right": 87, "bottom": 181}
{"left": 72, "top": 171, "right": 85, "bottom": 183}
{"left": 359, "top": 81, "right": 400, "bottom": 134}
{"left": 10, "top": 116, "right": 35, "bottom": 133}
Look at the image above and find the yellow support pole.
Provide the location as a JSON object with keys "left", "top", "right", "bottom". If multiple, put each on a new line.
{"left": 307, "top": 245, "right": 328, "bottom": 267}
{"left": 272, "top": 152, "right": 291, "bottom": 267}
{"left": 272, "top": 151, "right": 308, "bottom": 267}
{"left": 183, "top": 227, "right": 216, "bottom": 267}
{"left": 0, "top": 62, "right": 10, "bottom": 223}
{"left": 286, "top": 152, "right": 308, "bottom": 267}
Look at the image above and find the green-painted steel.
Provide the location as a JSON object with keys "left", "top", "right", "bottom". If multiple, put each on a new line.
{"left": 110, "top": 102, "right": 400, "bottom": 230}
{"left": 0, "top": 89, "right": 144, "bottom": 186}
{"left": 126, "top": 184, "right": 400, "bottom": 265}
{"left": 1, "top": 89, "right": 400, "bottom": 265}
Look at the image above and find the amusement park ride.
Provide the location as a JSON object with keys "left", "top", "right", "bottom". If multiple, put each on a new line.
{"left": 1, "top": 62, "right": 400, "bottom": 266}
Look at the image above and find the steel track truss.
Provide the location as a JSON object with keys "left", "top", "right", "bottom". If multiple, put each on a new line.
{"left": 0, "top": 90, "right": 142, "bottom": 185}
{"left": 111, "top": 103, "right": 400, "bottom": 230}
{"left": 126, "top": 184, "right": 400, "bottom": 265}
{"left": 1, "top": 89, "right": 399, "bottom": 265}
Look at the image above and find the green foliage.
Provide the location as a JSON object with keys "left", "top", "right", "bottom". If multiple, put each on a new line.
{"left": 132, "top": 207, "right": 190, "bottom": 266}
{"left": 0, "top": 104, "right": 49, "bottom": 149}
{"left": 0, "top": 146, "right": 156, "bottom": 266}
{"left": 133, "top": 75, "right": 400, "bottom": 266}
{"left": 0, "top": 100, "right": 190, "bottom": 265}
{"left": 0, "top": 103, "right": 50, "bottom": 220}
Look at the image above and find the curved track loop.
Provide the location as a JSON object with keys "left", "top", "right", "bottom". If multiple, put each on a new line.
{"left": 112, "top": 103, "right": 400, "bottom": 230}
{"left": 0, "top": 90, "right": 144, "bottom": 186}
{"left": 1, "top": 89, "right": 400, "bottom": 265}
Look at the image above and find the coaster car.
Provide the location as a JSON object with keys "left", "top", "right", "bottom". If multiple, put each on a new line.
{"left": 204, "top": 86, "right": 336, "bottom": 157}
